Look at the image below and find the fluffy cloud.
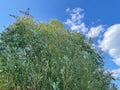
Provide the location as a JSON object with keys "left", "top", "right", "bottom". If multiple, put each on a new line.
{"left": 100, "top": 24, "right": 120, "bottom": 66}
{"left": 87, "top": 25, "right": 104, "bottom": 38}
{"left": 65, "top": 8, "right": 104, "bottom": 37}
{"left": 111, "top": 68, "right": 120, "bottom": 79}
{"left": 65, "top": 8, "right": 88, "bottom": 33}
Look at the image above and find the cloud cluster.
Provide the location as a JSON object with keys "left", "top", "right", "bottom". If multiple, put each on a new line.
{"left": 100, "top": 24, "right": 120, "bottom": 66}
{"left": 65, "top": 8, "right": 120, "bottom": 66}
{"left": 65, "top": 8, "right": 120, "bottom": 79}
{"left": 65, "top": 8, "right": 104, "bottom": 38}
{"left": 111, "top": 68, "right": 120, "bottom": 79}
{"left": 87, "top": 25, "right": 104, "bottom": 38}
{"left": 65, "top": 8, "right": 88, "bottom": 33}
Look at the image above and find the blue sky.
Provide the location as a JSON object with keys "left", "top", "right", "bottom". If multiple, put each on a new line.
{"left": 0, "top": 0, "right": 120, "bottom": 89}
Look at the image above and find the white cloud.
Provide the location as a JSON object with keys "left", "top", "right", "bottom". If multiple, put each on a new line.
{"left": 65, "top": 8, "right": 88, "bottom": 33}
{"left": 100, "top": 24, "right": 120, "bottom": 66}
{"left": 66, "top": 8, "right": 70, "bottom": 12}
{"left": 111, "top": 68, "right": 120, "bottom": 79}
{"left": 87, "top": 25, "right": 104, "bottom": 38}
{"left": 113, "top": 58, "right": 120, "bottom": 66}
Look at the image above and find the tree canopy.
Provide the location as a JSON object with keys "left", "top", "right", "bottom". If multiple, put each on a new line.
{"left": 0, "top": 16, "right": 117, "bottom": 90}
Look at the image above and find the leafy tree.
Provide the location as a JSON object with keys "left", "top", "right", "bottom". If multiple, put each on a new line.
{"left": 0, "top": 16, "right": 117, "bottom": 90}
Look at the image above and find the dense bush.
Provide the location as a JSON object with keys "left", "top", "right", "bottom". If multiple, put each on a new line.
{"left": 0, "top": 16, "right": 116, "bottom": 90}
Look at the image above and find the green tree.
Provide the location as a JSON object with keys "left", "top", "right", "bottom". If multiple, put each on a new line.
{"left": 0, "top": 16, "right": 117, "bottom": 90}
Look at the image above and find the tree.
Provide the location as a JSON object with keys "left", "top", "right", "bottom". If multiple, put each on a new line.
{"left": 0, "top": 16, "right": 117, "bottom": 90}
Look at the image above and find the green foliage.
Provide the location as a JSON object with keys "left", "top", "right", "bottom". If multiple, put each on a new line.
{"left": 0, "top": 16, "right": 117, "bottom": 90}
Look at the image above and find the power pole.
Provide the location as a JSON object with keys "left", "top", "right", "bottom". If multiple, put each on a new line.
{"left": 19, "top": 8, "right": 32, "bottom": 17}
{"left": 9, "top": 14, "right": 19, "bottom": 19}
{"left": 9, "top": 8, "right": 32, "bottom": 19}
